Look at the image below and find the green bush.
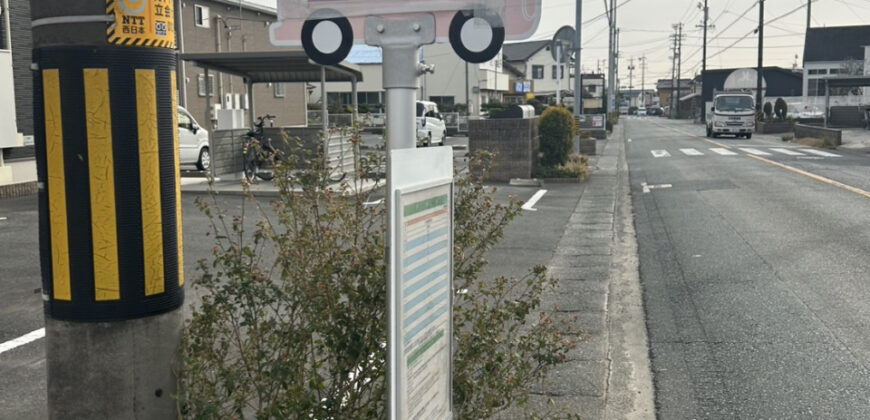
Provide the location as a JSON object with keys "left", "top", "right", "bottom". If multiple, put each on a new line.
{"left": 539, "top": 106, "right": 577, "bottom": 167}
{"left": 774, "top": 98, "right": 788, "bottom": 120}
{"left": 178, "top": 132, "right": 580, "bottom": 418}
{"left": 533, "top": 154, "right": 590, "bottom": 179}
{"left": 763, "top": 101, "right": 773, "bottom": 120}
{"left": 526, "top": 98, "right": 544, "bottom": 115}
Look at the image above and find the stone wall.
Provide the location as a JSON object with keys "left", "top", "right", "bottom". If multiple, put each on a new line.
{"left": 469, "top": 118, "right": 539, "bottom": 182}
{"left": 794, "top": 123, "right": 842, "bottom": 146}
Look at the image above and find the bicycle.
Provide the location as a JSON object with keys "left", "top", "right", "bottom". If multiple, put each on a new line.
{"left": 243, "top": 115, "right": 279, "bottom": 182}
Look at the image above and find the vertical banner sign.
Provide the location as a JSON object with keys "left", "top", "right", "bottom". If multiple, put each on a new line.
{"left": 107, "top": 0, "right": 177, "bottom": 48}
{"left": 389, "top": 147, "right": 454, "bottom": 420}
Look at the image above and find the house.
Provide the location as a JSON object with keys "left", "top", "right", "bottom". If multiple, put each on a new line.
{"left": 313, "top": 42, "right": 513, "bottom": 117}
{"left": 656, "top": 78, "right": 693, "bottom": 111}
{"left": 802, "top": 25, "right": 870, "bottom": 110}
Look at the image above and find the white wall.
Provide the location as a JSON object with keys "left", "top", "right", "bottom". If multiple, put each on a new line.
{"left": 0, "top": 50, "right": 19, "bottom": 148}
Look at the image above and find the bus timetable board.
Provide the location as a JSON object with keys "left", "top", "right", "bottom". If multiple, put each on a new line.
{"left": 389, "top": 147, "right": 454, "bottom": 420}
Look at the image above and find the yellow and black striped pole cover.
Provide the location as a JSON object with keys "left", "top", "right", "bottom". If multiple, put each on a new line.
{"left": 34, "top": 47, "right": 183, "bottom": 321}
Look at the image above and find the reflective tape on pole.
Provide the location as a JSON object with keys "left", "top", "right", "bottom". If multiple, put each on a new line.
{"left": 34, "top": 47, "right": 183, "bottom": 321}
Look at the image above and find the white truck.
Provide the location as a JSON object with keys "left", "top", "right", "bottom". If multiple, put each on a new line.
{"left": 706, "top": 91, "right": 756, "bottom": 139}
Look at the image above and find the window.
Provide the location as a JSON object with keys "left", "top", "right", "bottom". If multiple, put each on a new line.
{"left": 532, "top": 65, "right": 544, "bottom": 80}
{"left": 588, "top": 85, "right": 597, "bottom": 93}
{"left": 808, "top": 69, "right": 827, "bottom": 75}
{"left": 829, "top": 68, "right": 841, "bottom": 75}
{"left": 429, "top": 96, "right": 455, "bottom": 106}
{"left": 552, "top": 65, "right": 564, "bottom": 79}
{"left": 357, "top": 91, "right": 383, "bottom": 105}
{"left": 194, "top": 5, "right": 210, "bottom": 28}
{"left": 274, "top": 83, "right": 286, "bottom": 98}
{"left": 197, "top": 74, "right": 214, "bottom": 97}
{"left": 808, "top": 79, "right": 822, "bottom": 96}
{"left": 178, "top": 110, "right": 192, "bottom": 130}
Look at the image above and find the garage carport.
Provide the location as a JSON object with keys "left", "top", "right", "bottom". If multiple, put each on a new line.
{"left": 180, "top": 51, "right": 363, "bottom": 178}
{"left": 821, "top": 76, "right": 870, "bottom": 128}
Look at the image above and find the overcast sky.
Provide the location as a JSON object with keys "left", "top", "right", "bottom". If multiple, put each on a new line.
{"left": 255, "top": 0, "right": 869, "bottom": 83}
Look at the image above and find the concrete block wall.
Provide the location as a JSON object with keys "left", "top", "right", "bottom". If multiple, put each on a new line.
{"left": 211, "top": 129, "right": 249, "bottom": 176}
{"left": 469, "top": 118, "right": 540, "bottom": 182}
{"left": 794, "top": 124, "right": 842, "bottom": 146}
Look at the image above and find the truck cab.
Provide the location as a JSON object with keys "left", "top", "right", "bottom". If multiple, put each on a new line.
{"left": 706, "top": 92, "right": 756, "bottom": 139}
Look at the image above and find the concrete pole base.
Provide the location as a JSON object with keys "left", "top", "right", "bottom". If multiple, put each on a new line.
{"left": 46, "top": 308, "right": 183, "bottom": 419}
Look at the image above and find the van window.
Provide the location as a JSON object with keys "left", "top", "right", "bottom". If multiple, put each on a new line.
{"left": 715, "top": 96, "right": 754, "bottom": 112}
{"left": 416, "top": 102, "right": 425, "bottom": 117}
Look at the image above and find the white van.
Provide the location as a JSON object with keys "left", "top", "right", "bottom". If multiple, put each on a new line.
{"left": 706, "top": 92, "right": 756, "bottom": 139}
{"left": 416, "top": 101, "right": 446, "bottom": 147}
{"left": 177, "top": 107, "right": 211, "bottom": 171}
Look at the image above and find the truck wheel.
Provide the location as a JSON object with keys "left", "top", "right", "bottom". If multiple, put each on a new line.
{"left": 706, "top": 127, "right": 712, "bottom": 137}
{"left": 745, "top": 134, "right": 752, "bottom": 139}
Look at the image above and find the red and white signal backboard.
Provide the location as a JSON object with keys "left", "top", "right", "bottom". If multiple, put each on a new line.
{"left": 270, "top": 0, "right": 542, "bottom": 46}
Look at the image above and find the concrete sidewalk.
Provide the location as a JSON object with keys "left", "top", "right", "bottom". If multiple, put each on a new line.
{"left": 497, "top": 122, "right": 655, "bottom": 419}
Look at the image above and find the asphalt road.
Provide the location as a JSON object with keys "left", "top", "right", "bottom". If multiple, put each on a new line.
{"left": 0, "top": 148, "right": 571, "bottom": 419}
{"left": 627, "top": 117, "right": 870, "bottom": 418}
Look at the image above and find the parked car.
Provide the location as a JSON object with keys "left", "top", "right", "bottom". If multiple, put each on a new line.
{"left": 178, "top": 106, "right": 210, "bottom": 171}
{"left": 637, "top": 107, "right": 648, "bottom": 116}
{"left": 416, "top": 101, "right": 446, "bottom": 147}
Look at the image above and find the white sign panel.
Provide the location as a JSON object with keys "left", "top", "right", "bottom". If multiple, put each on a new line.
{"left": 389, "top": 147, "right": 454, "bottom": 420}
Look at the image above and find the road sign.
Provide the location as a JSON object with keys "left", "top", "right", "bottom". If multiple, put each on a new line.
{"left": 107, "top": 0, "right": 176, "bottom": 48}
{"left": 389, "top": 146, "right": 454, "bottom": 420}
{"left": 271, "top": 0, "right": 541, "bottom": 64}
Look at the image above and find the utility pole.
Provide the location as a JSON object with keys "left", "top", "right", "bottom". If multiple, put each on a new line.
{"left": 757, "top": 0, "right": 764, "bottom": 113}
{"left": 677, "top": 23, "right": 683, "bottom": 118}
{"left": 807, "top": 0, "right": 812, "bottom": 32}
{"left": 670, "top": 25, "right": 679, "bottom": 118}
{"left": 699, "top": 0, "right": 710, "bottom": 122}
{"left": 640, "top": 56, "right": 647, "bottom": 107}
{"left": 31, "top": 0, "right": 184, "bottom": 418}
{"left": 574, "top": 0, "right": 582, "bottom": 115}
{"left": 627, "top": 57, "right": 635, "bottom": 108}
{"left": 607, "top": 0, "right": 617, "bottom": 114}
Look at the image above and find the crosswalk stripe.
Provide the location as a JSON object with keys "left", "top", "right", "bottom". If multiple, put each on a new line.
{"left": 770, "top": 148, "right": 806, "bottom": 156}
{"left": 738, "top": 148, "right": 772, "bottom": 156}
{"left": 799, "top": 149, "right": 841, "bottom": 157}
{"left": 709, "top": 148, "right": 738, "bottom": 156}
{"left": 680, "top": 148, "right": 704, "bottom": 156}
{"left": 651, "top": 150, "right": 671, "bottom": 158}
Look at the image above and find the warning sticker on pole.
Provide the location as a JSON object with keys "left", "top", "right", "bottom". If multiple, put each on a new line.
{"left": 107, "top": 0, "right": 176, "bottom": 49}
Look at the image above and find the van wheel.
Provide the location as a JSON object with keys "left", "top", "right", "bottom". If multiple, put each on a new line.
{"left": 706, "top": 127, "right": 712, "bottom": 137}
{"left": 196, "top": 147, "right": 211, "bottom": 171}
{"left": 426, "top": 134, "right": 432, "bottom": 147}
{"left": 745, "top": 134, "right": 752, "bottom": 140}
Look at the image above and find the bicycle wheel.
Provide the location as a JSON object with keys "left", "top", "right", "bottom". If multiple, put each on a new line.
{"left": 243, "top": 153, "right": 258, "bottom": 183}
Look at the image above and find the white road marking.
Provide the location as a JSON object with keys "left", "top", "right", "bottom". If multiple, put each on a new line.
{"left": 651, "top": 150, "right": 671, "bottom": 158}
{"left": 738, "top": 148, "right": 772, "bottom": 156}
{"left": 770, "top": 148, "right": 806, "bottom": 156}
{"left": 0, "top": 328, "right": 45, "bottom": 355}
{"left": 680, "top": 148, "right": 704, "bottom": 156}
{"left": 641, "top": 182, "right": 672, "bottom": 194}
{"left": 799, "top": 149, "right": 841, "bottom": 157}
{"left": 709, "top": 148, "right": 738, "bottom": 156}
{"left": 0, "top": 217, "right": 7, "bottom": 221}
{"left": 627, "top": 138, "right": 633, "bottom": 142}
{"left": 363, "top": 199, "right": 383, "bottom": 206}
{"left": 522, "top": 189, "right": 548, "bottom": 211}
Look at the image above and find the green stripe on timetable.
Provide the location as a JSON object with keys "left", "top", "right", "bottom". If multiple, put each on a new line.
{"left": 407, "top": 329, "right": 445, "bottom": 367}
{"left": 404, "top": 195, "right": 448, "bottom": 217}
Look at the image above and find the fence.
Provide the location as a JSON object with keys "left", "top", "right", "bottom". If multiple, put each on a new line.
{"left": 306, "top": 111, "right": 469, "bottom": 134}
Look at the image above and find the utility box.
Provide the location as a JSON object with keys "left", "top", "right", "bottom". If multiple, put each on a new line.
{"left": 0, "top": 49, "right": 19, "bottom": 148}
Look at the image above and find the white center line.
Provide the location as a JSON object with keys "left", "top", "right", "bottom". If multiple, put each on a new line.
{"left": 651, "top": 150, "right": 671, "bottom": 158}
{"left": 0, "top": 328, "right": 45, "bottom": 355}
{"left": 770, "top": 148, "right": 806, "bottom": 156}
{"left": 799, "top": 149, "right": 841, "bottom": 157}
{"left": 738, "top": 148, "right": 772, "bottom": 156}
{"left": 709, "top": 148, "right": 738, "bottom": 156}
{"left": 522, "top": 189, "right": 548, "bottom": 211}
{"left": 680, "top": 148, "right": 704, "bottom": 156}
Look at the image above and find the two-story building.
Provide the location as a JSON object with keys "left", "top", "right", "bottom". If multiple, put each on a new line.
{"left": 802, "top": 24, "right": 870, "bottom": 111}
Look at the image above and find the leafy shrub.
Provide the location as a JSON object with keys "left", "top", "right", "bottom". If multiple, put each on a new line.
{"left": 526, "top": 98, "right": 544, "bottom": 115}
{"left": 763, "top": 101, "right": 773, "bottom": 120}
{"left": 539, "top": 106, "right": 577, "bottom": 167}
{"left": 178, "top": 130, "right": 580, "bottom": 418}
{"left": 774, "top": 98, "right": 788, "bottom": 120}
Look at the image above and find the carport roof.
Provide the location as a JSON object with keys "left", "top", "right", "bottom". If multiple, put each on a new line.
{"left": 822, "top": 76, "right": 870, "bottom": 88}
{"left": 180, "top": 50, "right": 363, "bottom": 83}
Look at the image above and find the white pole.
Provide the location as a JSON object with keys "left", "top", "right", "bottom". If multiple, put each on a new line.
{"left": 556, "top": 43, "right": 562, "bottom": 106}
